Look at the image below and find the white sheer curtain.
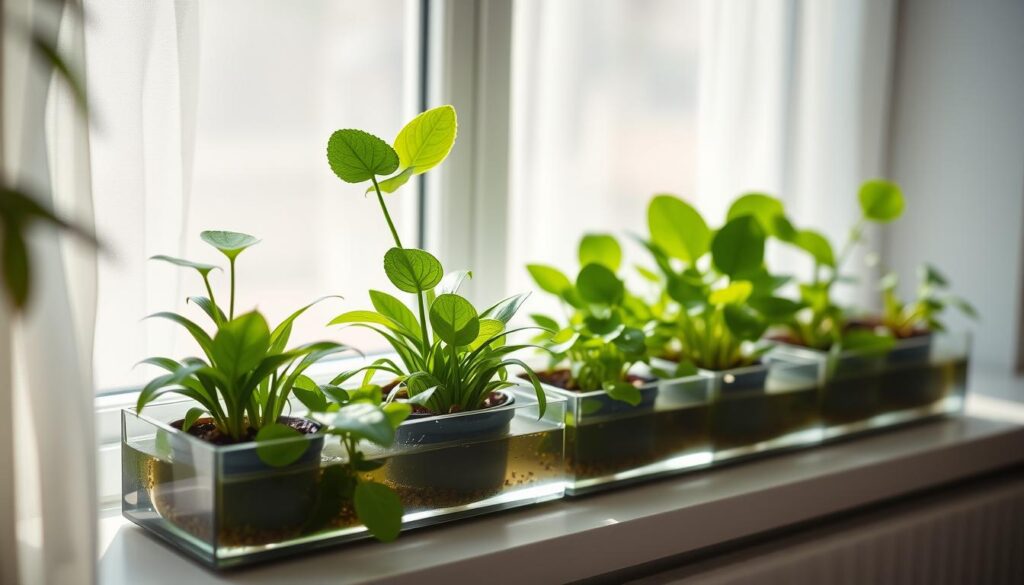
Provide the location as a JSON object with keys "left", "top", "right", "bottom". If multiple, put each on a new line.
{"left": 696, "top": 0, "right": 897, "bottom": 304}
{"left": 1, "top": 0, "right": 97, "bottom": 583}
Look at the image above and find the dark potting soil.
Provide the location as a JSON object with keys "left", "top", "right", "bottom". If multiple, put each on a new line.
{"left": 534, "top": 369, "right": 651, "bottom": 392}
{"left": 170, "top": 416, "right": 320, "bottom": 445}
{"left": 380, "top": 380, "right": 510, "bottom": 415}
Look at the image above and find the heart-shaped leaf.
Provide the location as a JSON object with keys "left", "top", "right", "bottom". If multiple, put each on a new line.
{"left": 429, "top": 293, "right": 480, "bottom": 346}
{"left": 255, "top": 423, "right": 309, "bottom": 467}
{"left": 576, "top": 263, "right": 624, "bottom": 305}
{"left": 393, "top": 105, "right": 457, "bottom": 175}
{"left": 711, "top": 216, "right": 765, "bottom": 277}
{"left": 579, "top": 234, "right": 622, "bottom": 271}
{"left": 648, "top": 194, "right": 710, "bottom": 263}
{"left": 327, "top": 129, "right": 400, "bottom": 184}
{"left": 793, "top": 229, "right": 835, "bottom": 267}
{"left": 354, "top": 481, "right": 403, "bottom": 542}
{"left": 383, "top": 248, "right": 443, "bottom": 294}
{"left": 858, "top": 180, "right": 904, "bottom": 222}
{"left": 723, "top": 304, "right": 768, "bottom": 341}
{"left": 200, "top": 230, "right": 260, "bottom": 261}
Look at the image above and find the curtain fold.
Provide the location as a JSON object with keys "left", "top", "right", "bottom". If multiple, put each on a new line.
{"left": 2, "top": 0, "right": 97, "bottom": 584}
{"left": 696, "top": 0, "right": 897, "bottom": 305}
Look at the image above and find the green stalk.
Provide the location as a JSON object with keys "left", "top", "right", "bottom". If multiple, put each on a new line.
{"left": 370, "top": 176, "right": 404, "bottom": 249}
{"left": 202, "top": 274, "right": 223, "bottom": 327}
{"left": 229, "top": 258, "right": 237, "bottom": 320}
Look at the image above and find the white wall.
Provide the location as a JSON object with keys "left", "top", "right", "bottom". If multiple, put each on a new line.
{"left": 886, "top": 0, "right": 1024, "bottom": 372}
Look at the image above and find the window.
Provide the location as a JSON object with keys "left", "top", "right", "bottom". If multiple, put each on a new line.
{"left": 507, "top": 0, "right": 702, "bottom": 310}
{"left": 86, "top": 0, "right": 419, "bottom": 391}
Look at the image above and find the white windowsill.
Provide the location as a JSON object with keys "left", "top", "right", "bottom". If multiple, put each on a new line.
{"left": 98, "top": 370, "right": 1024, "bottom": 584}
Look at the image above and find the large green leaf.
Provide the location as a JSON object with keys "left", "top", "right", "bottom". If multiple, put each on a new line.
{"left": 726, "top": 193, "right": 785, "bottom": 235}
{"left": 723, "top": 304, "right": 767, "bottom": 341}
{"left": 648, "top": 194, "right": 710, "bottom": 263}
{"left": 331, "top": 402, "right": 396, "bottom": 447}
{"left": 200, "top": 230, "right": 260, "bottom": 261}
{"left": 793, "top": 229, "right": 835, "bottom": 267}
{"left": 212, "top": 311, "right": 271, "bottom": 381}
{"left": 711, "top": 216, "right": 765, "bottom": 277}
{"left": 383, "top": 247, "right": 443, "bottom": 293}
{"left": 327, "top": 129, "right": 400, "bottom": 184}
{"left": 354, "top": 481, "right": 403, "bottom": 542}
{"left": 576, "top": 264, "right": 624, "bottom": 305}
{"left": 858, "top": 180, "right": 904, "bottom": 222}
{"left": 578, "top": 234, "right": 622, "bottom": 271}
{"left": 150, "top": 255, "right": 219, "bottom": 276}
{"left": 369, "top": 290, "right": 422, "bottom": 341}
{"left": 393, "top": 105, "right": 457, "bottom": 175}
{"left": 468, "top": 318, "right": 505, "bottom": 351}
{"left": 526, "top": 264, "right": 572, "bottom": 295}
{"left": 255, "top": 423, "right": 309, "bottom": 467}
{"left": 429, "top": 293, "right": 480, "bottom": 346}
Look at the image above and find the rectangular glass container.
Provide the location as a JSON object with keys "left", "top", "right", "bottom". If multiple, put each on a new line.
{"left": 538, "top": 370, "right": 712, "bottom": 495}
{"left": 772, "top": 331, "right": 970, "bottom": 439}
{"left": 121, "top": 386, "right": 566, "bottom": 568}
{"left": 699, "top": 355, "right": 823, "bottom": 462}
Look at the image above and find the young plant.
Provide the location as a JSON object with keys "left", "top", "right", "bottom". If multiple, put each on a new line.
{"left": 138, "top": 230, "right": 408, "bottom": 541}
{"left": 527, "top": 234, "right": 651, "bottom": 405}
{"left": 639, "top": 194, "right": 783, "bottom": 371}
{"left": 878, "top": 263, "right": 978, "bottom": 338}
{"left": 763, "top": 180, "right": 906, "bottom": 351}
{"left": 324, "top": 106, "right": 547, "bottom": 415}
{"left": 137, "top": 230, "right": 352, "bottom": 445}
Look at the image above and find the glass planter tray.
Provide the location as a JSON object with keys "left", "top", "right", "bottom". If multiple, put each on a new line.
{"left": 121, "top": 386, "right": 567, "bottom": 569}
{"left": 539, "top": 371, "right": 713, "bottom": 495}
{"left": 771, "top": 331, "right": 970, "bottom": 440}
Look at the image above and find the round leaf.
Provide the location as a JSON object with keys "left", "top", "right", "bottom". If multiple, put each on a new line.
{"left": 200, "top": 230, "right": 260, "bottom": 261}
{"left": 393, "top": 105, "right": 458, "bottom": 175}
{"left": 711, "top": 216, "right": 765, "bottom": 277}
{"left": 383, "top": 247, "right": 443, "bottom": 293}
{"left": 726, "top": 193, "right": 785, "bottom": 235}
{"left": 255, "top": 423, "right": 309, "bottom": 468}
{"left": 429, "top": 293, "right": 480, "bottom": 346}
{"left": 793, "top": 229, "right": 835, "bottom": 267}
{"left": 584, "top": 310, "right": 622, "bottom": 336}
{"left": 327, "top": 129, "right": 400, "bottom": 184}
{"left": 858, "top": 180, "right": 905, "bottom": 222}
{"left": 604, "top": 381, "right": 642, "bottom": 406}
{"left": 578, "top": 234, "right": 622, "bottom": 271}
{"left": 723, "top": 304, "right": 767, "bottom": 341}
{"left": 576, "top": 264, "right": 624, "bottom": 305}
{"left": 648, "top": 194, "right": 710, "bottom": 263}
{"left": 613, "top": 327, "right": 646, "bottom": 356}
{"left": 527, "top": 264, "right": 572, "bottom": 295}
{"left": 354, "top": 481, "right": 403, "bottom": 542}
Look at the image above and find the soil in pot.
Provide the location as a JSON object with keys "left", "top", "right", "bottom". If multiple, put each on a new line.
{"left": 381, "top": 385, "right": 517, "bottom": 509}
{"left": 538, "top": 370, "right": 681, "bottom": 481}
{"left": 140, "top": 416, "right": 325, "bottom": 545}
{"left": 710, "top": 364, "right": 818, "bottom": 451}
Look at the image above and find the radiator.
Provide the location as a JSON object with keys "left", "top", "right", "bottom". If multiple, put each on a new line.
{"left": 637, "top": 474, "right": 1024, "bottom": 584}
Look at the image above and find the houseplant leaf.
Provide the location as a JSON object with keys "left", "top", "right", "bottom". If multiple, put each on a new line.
{"left": 526, "top": 264, "right": 572, "bottom": 295}
{"left": 579, "top": 234, "right": 622, "bottom": 271}
{"left": 383, "top": 247, "right": 443, "bottom": 293}
{"left": 793, "top": 229, "right": 835, "bottom": 267}
{"left": 576, "top": 263, "right": 624, "bottom": 305}
{"left": 200, "top": 230, "right": 260, "bottom": 261}
{"left": 726, "top": 193, "right": 785, "bottom": 235}
{"left": 429, "top": 293, "right": 480, "bottom": 346}
{"left": 858, "top": 180, "right": 904, "bottom": 222}
{"left": 711, "top": 216, "right": 765, "bottom": 277}
{"left": 255, "top": 423, "right": 308, "bottom": 467}
{"left": 648, "top": 194, "right": 710, "bottom": 263}
{"left": 212, "top": 311, "right": 271, "bottom": 381}
{"left": 393, "top": 104, "right": 457, "bottom": 175}
{"left": 327, "top": 129, "right": 400, "bottom": 184}
{"left": 331, "top": 402, "right": 395, "bottom": 447}
{"left": 354, "top": 481, "right": 403, "bottom": 542}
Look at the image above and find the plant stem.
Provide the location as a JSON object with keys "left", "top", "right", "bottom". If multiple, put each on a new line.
{"left": 371, "top": 176, "right": 403, "bottom": 249}
{"left": 202, "top": 275, "right": 222, "bottom": 327}
{"left": 229, "top": 258, "right": 237, "bottom": 320}
{"left": 416, "top": 292, "right": 430, "bottom": 357}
